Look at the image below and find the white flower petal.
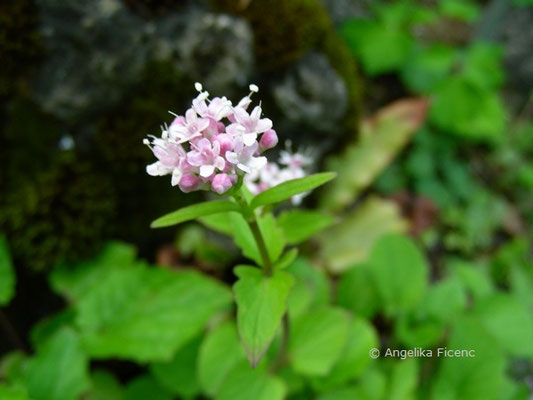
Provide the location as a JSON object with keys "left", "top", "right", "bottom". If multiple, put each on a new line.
{"left": 200, "top": 165, "right": 215, "bottom": 177}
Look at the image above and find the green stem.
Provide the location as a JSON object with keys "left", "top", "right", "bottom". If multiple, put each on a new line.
{"left": 233, "top": 189, "right": 274, "bottom": 275}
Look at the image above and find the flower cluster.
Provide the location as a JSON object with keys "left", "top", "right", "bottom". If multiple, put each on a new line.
{"left": 144, "top": 83, "right": 278, "bottom": 194}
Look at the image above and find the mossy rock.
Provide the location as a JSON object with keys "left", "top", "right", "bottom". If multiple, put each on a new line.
{"left": 0, "top": 0, "right": 44, "bottom": 100}
{"left": 215, "top": 0, "right": 362, "bottom": 148}
{"left": 0, "top": 154, "right": 117, "bottom": 271}
{"left": 215, "top": 0, "right": 330, "bottom": 71}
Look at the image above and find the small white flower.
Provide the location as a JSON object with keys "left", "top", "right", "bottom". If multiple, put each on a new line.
{"left": 226, "top": 137, "right": 266, "bottom": 174}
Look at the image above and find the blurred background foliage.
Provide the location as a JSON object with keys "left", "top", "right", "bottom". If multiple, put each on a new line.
{"left": 1, "top": 0, "right": 533, "bottom": 399}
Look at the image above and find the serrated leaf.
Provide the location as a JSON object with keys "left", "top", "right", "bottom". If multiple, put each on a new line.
{"left": 368, "top": 234, "right": 429, "bottom": 316}
{"left": 151, "top": 200, "right": 241, "bottom": 228}
{"left": 289, "top": 307, "right": 350, "bottom": 376}
{"left": 321, "top": 99, "right": 428, "bottom": 210}
{"left": 278, "top": 210, "right": 335, "bottom": 245}
{"left": 431, "top": 316, "right": 506, "bottom": 400}
{"left": 401, "top": 44, "right": 455, "bottom": 93}
{"left": 286, "top": 258, "right": 330, "bottom": 318}
{"left": 474, "top": 294, "right": 533, "bottom": 357}
{"left": 320, "top": 197, "right": 408, "bottom": 273}
{"left": 50, "top": 241, "right": 138, "bottom": 303}
{"left": 198, "top": 321, "right": 246, "bottom": 396}
{"left": 313, "top": 317, "right": 379, "bottom": 390}
{"left": 23, "top": 328, "right": 90, "bottom": 400}
{"left": 0, "top": 235, "right": 16, "bottom": 306}
{"left": 336, "top": 264, "right": 381, "bottom": 319}
{"left": 430, "top": 76, "right": 506, "bottom": 141}
{"left": 233, "top": 266, "right": 294, "bottom": 366}
{"left": 250, "top": 173, "right": 336, "bottom": 210}
{"left": 340, "top": 20, "right": 413, "bottom": 75}
{"left": 76, "top": 267, "right": 232, "bottom": 362}
{"left": 0, "top": 384, "right": 29, "bottom": 400}
{"left": 387, "top": 359, "right": 419, "bottom": 400}
{"left": 216, "top": 362, "right": 286, "bottom": 400}
{"left": 150, "top": 336, "right": 202, "bottom": 399}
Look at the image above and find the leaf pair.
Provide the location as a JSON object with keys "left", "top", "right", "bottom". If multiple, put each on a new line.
{"left": 151, "top": 173, "right": 336, "bottom": 228}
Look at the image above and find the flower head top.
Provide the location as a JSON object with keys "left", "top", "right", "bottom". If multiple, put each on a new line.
{"left": 144, "top": 83, "right": 278, "bottom": 194}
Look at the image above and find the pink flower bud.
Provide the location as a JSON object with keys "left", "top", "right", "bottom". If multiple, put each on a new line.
{"left": 179, "top": 173, "right": 200, "bottom": 193}
{"left": 215, "top": 134, "right": 233, "bottom": 154}
{"left": 259, "top": 129, "right": 278, "bottom": 152}
{"left": 211, "top": 173, "right": 233, "bottom": 194}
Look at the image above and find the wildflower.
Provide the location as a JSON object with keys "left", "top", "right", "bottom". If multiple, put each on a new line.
{"left": 225, "top": 137, "right": 267, "bottom": 174}
{"left": 144, "top": 83, "right": 276, "bottom": 194}
{"left": 187, "top": 138, "right": 226, "bottom": 177}
{"left": 169, "top": 109, "right": 210, "bottom": 143}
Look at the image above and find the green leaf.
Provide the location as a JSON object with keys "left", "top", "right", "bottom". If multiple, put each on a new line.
{"left": 85, "top": 370, "right": 124, "bottom": 400}
{"left": 319, "top": 197, "right": 407, "bottom": 273}
{"left": 76, "top": 267, "right": 232, "bottom": 362}
{"left": 216, "top": 362, "right": 286, "bottom": 400}
{"left": 286, "top": 258, "right": 329, "bottom": 319}
{"left": 199, "top": 212, "right": 235, "bottom": 236}
{"left": 474, "top": 294, "right": 533, "bottom": 357}
{"left": 368, "top": 234, "right": 429, "bottom": 316}
{"left": 274, "top": 248, "right": 298, "bottom": 270}
{"left": 422, "top": 276, "right": 467, "bottom": 323}
{"left": 448, "top": 258, "right": 494, "bottom": 301}
{"left": 151, "top": 200, "right": 241, "bottom": 228}
{"left": 278, "top": 210, "right": 335, "bottom": 245}
{"left": 50, "top": 241, "right": 138, "bottom": 303}
{"left": 198, "top": 321, "right": 246, "bottom": 397}
{"left": 321, "top": 99, "right": 427, "bottom": 210}
{"left": 313, "top": 317, "right": 379, "bottom": 389}
{"left": 23, "top": 328, "right": 90, "bottom": 400}
{"left": 150, "top": 336, "right": 202, "bottom": 399}
{"left": 387, "top": 359, "right": 419, "bottom": 400}
{"left": 258, "top": 213, "right": 285, "bottom": 264}
{"left": 124, "top": 375, "right": 173, "bottom": 400}
{"left": 401, "top": 44, "right": 455, "bottom": 93}
{"left": 0, "top": 384, "right": 29, "bottom": 400}
{"left": 317, "top": 387, "right": 364, "bottom": 400}
{"left": 340, "top": 20, "right": 413, "bottom": 75}
{"left": 461, "top": 43, "right": 504, "bottom": 90}
{"left": 289, "top": 307, "right": 350, "bottom": 376}
{"left": 229, "top": 212, "right": 284, "bottom": 266}
{"left": 336, "top": 264, "right": 381, "bottom": 319}
{"left": 431, "top": 316, "right": 506, "bottom": 400}
{"left": 430, "top": 76, "right": 506, "bottom": 141}
{"left": 233, "top": 266, "right": 294, "bottom": 366}
{"left": 30, "top": 309, "right": 76, "bottom": 349}
{"left": 0, "top": 235, "right": 16, "bottom": 306}
{"left": 250, "top": 173, "right": 336, "bottom": 209}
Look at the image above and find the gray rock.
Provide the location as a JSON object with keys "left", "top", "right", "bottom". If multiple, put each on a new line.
{"left": 176, "top": 12, "right": 254, "bottom": 95}
{"left": 272, "top": 52, "right": 348, "bottom": 133}
{"left": 33, "top": 0, "right": 152, "bottom": 121}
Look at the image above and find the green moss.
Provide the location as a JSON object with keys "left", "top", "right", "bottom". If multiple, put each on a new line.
{"left": 216, "top": 0, "right": 330, "bottom": 71}
{"left": 92, "top": 61, "right": 198, "bottom": 244}
{"left": 0, "top": 154, "right": 116, "bottom": 271}
{"left": 0, "top": 0, "right": 44, "bottom": 100}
